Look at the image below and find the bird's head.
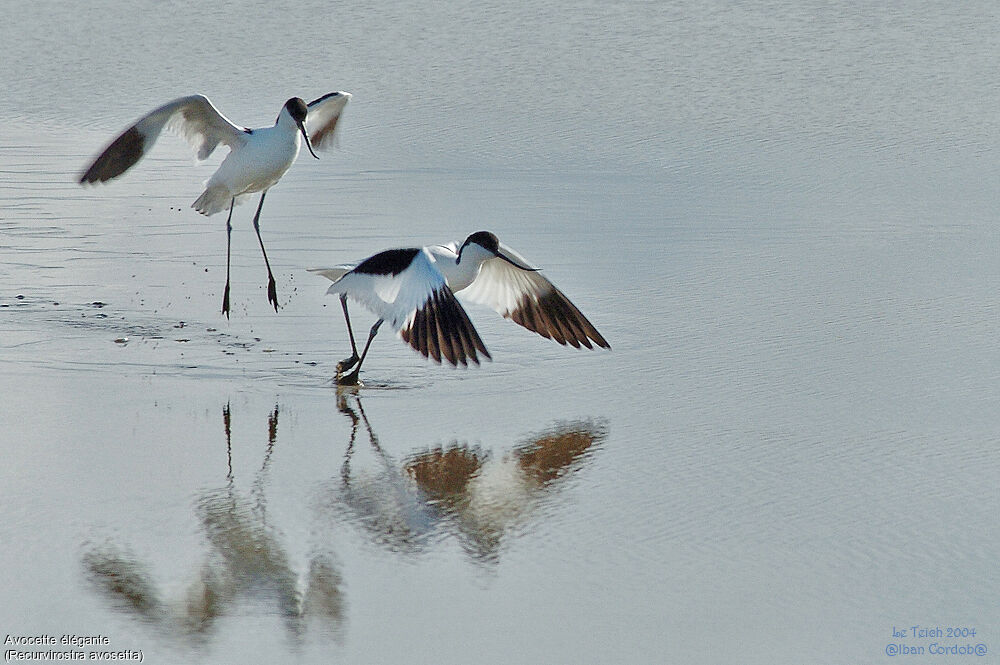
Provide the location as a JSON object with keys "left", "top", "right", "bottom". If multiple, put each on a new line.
{"left": 457, "top": 231, "right": 537, "bottom": 270}
{"left": 283, "top": 97, "right": 319, "bottom": 159}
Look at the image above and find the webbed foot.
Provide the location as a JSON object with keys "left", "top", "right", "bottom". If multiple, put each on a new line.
{"left": 222, "top": 284, "right": 231, "bottom": 318}
{"left": 267, "top": 276, "right": 278, "bottom": 312}
{"left": 336, "top": 368, "right": 362, "bottom": 386}
{"left": 337, "top": 354, "right": 359, "bottom": 373}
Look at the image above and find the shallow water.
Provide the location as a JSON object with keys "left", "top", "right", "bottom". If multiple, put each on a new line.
{"left": 2, "top": 2, "right": 999, "bottom": 663}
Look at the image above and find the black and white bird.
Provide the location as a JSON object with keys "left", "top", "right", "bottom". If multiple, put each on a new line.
{"left": 79, "top": 92, "right": 351, "bottom": 316}
{"left": 310, "top": 231, "right": 609, "bottom": 385}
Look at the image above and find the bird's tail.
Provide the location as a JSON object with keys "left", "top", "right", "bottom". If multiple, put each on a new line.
{"left": 307, "top": 266, "right": 353, "bottom": 289}
{"left": 192, "top": 185, "right": 234, "bottom": 216}
{"left": 309, "top": 267, "right": 352, "bottom": 281}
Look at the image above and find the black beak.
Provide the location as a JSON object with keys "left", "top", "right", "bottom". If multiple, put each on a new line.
{"left": 299, "top": 122, "right": 319, "bottom": 159}
{"left": 496, "top": 250, "right": 540, "bottom": 271}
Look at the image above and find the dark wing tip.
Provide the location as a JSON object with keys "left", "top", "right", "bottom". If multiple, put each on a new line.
{"left": 509, "top": 288, "right": 609, "bottom": 350}
{"left": 80, "top": 126, "right": 146, "bottom": 184}
{"left": 307, "top": 91, "right": 347, "bottom": 107}
{"left": 403, "top": 287, "right": 489, "bottom": 367}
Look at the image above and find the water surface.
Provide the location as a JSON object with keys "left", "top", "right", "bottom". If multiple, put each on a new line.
{"left": 2, "top": 2, "right": 999, "bottom": 663}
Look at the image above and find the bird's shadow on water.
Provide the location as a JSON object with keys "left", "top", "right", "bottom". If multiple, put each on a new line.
{"left": 81, "top": 403, "right": 346, "bottom": 652}
{"left": 321, "top": 390, "right": 608, "bottom": 565}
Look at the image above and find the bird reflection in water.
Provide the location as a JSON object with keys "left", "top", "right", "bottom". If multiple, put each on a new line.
{"left": 330, "top": 392, "right": 607, "bottom": 563}
{"left": 82, "top": 403, "right": 345, "bottom": 644}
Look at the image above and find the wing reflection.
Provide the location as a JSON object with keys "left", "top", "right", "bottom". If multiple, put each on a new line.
{"left": 82, "top": 403, "right": 345, "bottom": 644}
{"left": 329, "top": 392, "right": 607, "bottom": 563}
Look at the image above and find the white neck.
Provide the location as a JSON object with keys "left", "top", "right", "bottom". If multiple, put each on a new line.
{"left": 433, "top": 245, "right": 491, "bottom": 292}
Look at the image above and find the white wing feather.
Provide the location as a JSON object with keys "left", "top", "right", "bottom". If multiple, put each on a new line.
{"left": 305, "top": 92, "right": 352, "bottom": 151}
{"left": 161, "top": 95, "right": 250, "bottom": 160}
{"left": 313, "top": 249, "right": 490, "bottom": 365}
{"left": 458, "top": 243, "right": 552, "bottom": 316}
{"left": 314, "top": 250, "right": 446, "bottom": 331}
{"left": 80, "top": 95, "right": 249, "bottom": 183}
{"left": 459, "top": 242, "right": 610, "bottom": 349}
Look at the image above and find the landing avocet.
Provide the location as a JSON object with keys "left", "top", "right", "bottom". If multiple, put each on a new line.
{"left": 79, "top": 92, "right": 351, "bottom": 316}
{"left": 310, "top": 231, "right": 609, "bottom": 384}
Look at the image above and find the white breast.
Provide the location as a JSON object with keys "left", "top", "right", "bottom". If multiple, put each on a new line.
{"left": 209, "top": 125, "right": 301, "bottom": 196}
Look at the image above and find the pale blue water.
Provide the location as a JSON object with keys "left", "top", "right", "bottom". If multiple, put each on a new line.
{"left": 2, "top": 2, "right": 999, "bottom": 663}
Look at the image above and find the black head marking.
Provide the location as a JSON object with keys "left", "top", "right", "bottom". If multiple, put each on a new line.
{"left": 464, "top": 231, "right": 500, "bottom": 253}
{"left": 283, "top": 97, "right": 309, "bottom": 124}
{"left": 284, "top": 97, "right": 319, "bottom": 158}
{"left": 457, "top": 231, "right": 500, "bottom": 264}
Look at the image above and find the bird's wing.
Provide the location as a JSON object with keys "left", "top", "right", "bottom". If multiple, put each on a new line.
{"left": 458, "top": 242, "right": 610, "bottom": 349}
{"left": 321, "top": 249, "right": 490, "bottom": 367}
{"left": 79, "top": 95, "right": 250, "bottom": 184}
{"left": 431, "top": 241, "right": 461, "bottom": 256}
{"left": 305, "top": 92, "right": 352, "bottom": 151}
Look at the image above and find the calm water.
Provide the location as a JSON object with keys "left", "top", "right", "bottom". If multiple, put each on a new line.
{"left": 2, "top": 2, "right": 999, "bottom": 663}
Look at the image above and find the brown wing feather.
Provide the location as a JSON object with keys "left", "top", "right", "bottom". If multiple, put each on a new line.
{"left": 509, "top": 287, "right": 610, "bottom": 349}
{"left": 424, "top": 294, "right": 441, "bottom": 363}
{"left": 310, "top": 114, "right": 339, "bottom": 147}
{"left": 459, "top": 250, "right": 609, "bottom": 350}
{"left": 402, "top": 287, "right": 491, "bottom": 366}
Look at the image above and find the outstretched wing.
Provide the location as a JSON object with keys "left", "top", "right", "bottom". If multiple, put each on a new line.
{"left": 458, "top": 242, "right": 610, "bottom": 349}
{"left": 79, "top": 95, "right": 250, "bottom": 184}
{"left": 316, "top": 249, "right": 490, "bottom": 366}
{"left": 305, "top": 91, "right": 351, "bottom": 151}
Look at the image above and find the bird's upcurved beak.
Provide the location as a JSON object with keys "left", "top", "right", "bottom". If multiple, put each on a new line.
{"left": 299, "top": 123, "right": 319, "bottom": 159}
{"left": 496, "top": 250, "right": 540, "bottom": 271}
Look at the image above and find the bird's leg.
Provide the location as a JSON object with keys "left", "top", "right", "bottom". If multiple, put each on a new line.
{"left": 338, "top": 320, "right": 383, "bottom": 386}
{"left": 336, "top": 294, "right": 360, "bottom": 373}
{"left": 251, "top": 190, "right": 278, "bottom": 312}
{"left": 222, "top": 198, "right": 235, "bottom": 318}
